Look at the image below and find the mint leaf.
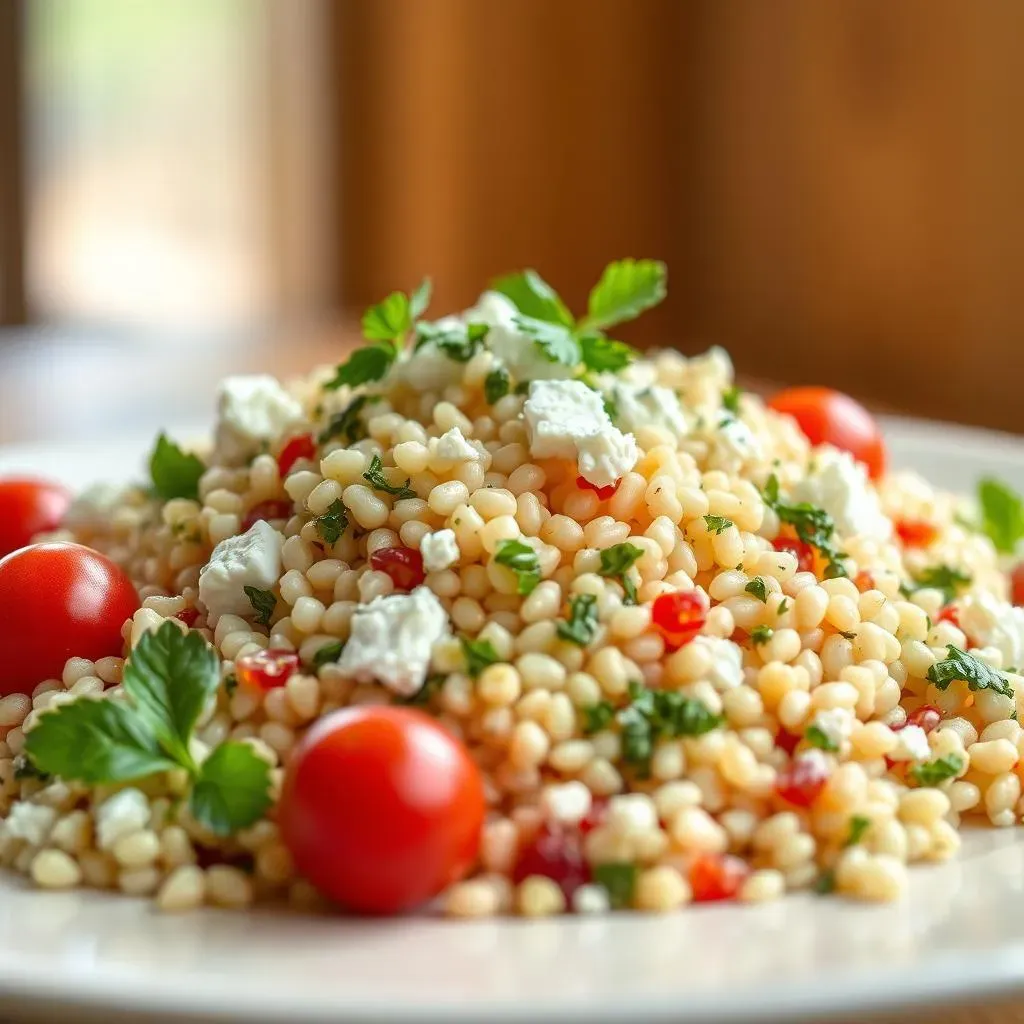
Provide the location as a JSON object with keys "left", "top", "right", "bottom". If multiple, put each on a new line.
{"left": 704, "top": 514, "right": 733, "bottom": 535}
{"left": 25, "top": 698, "right": 176, "bottom": 783}
{"left": 582, "top": 259, "right": 667, "bottom": 332}
{"left": 484, "top": 366, "right": 510, "bottom": 404}
{"left": 188, "top": 741, "right": 272, "bottom": 836}
{"left": 557, "top": 594, "right": 600, "bottom": 647}
{"left": 492, "top": 269, "right": 573, "bottom": 327}
{"left": 978, "top": 478, "right": 1024, "bottom": 554}
{"left": 460, "top": 636, "right": 501, "bottom": 678}
{"left": 312, "top": 640, "right": 344, "bottom": 669}
{"left": 314, "top": 499, "right": 349, "bottom": 545}
{"left": 593, "top": 863, "right": 638, "bottom": 909}
{"left": 578, "top": 334, "right": 636, "bottom": 373}
{"left": 745, "top": 577, "right": 769, "bottom": 603}
{"left": 149, "top": 433, "right": 205, "bottom": 501}
{"left": 122, "top": 622, "right": 220, "bottom": 768}
{"left": 319, "top": 395, "right": 380, "bottom": 444}
{"left": 323, "top": 345, "right": 394, "bottom": 391}
{"left": 926, "top": 644, "right": 1013, "bottom": 697}
{"left": 513, "top": 314, "right": 580, "bottom": 366}
{"left": 363, "top": 454, "right": 416, "bottom": 499}
{"left": 597, "top": 542, "right": 645, "bottom": 605}
{"left": 909, "top": 753, "right": 964, "bottom": 787}
{"left": 244, "top": 586, "right": 277, "bottom": 627}
{"left": 493, "top": 538, "right": 542, "bottom": 596}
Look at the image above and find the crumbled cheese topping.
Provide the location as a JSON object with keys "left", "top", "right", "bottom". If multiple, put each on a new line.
{"left": 812, "top": 708, "right": 855, "bottom": 748}
{"left": 198, "top": 520, "right": 284, "bottom": 626}
{"left": 96, "top": 788, "right": 150, "bottom": 850}
{"left": 611, "top": 384, "right": 689, "bottom": 437}
{"left": 420, "top": 529, "right": 460, "bottom": 573}
{"left": 214, "top": 374, "right": 304, "bottom": 466}
{"left": 690, "top": 636, "right": 745, "bottom": 690}
{"left": 791, "top": 446, "right": 892, "bottom": 539}
{"left": 708, "top": 417, "right": 764, "bottom": 471}
{"left": 958, "top": 591, "right": 1024, "bottom": 670}
{"left": 889, "top": 724, "right": 932, "bottom": 762}
{"left": 3, "top": 802, "right": 57, "bottom": 847}
{"left": 434, "top": 427, "right": 480, "bottom": 463}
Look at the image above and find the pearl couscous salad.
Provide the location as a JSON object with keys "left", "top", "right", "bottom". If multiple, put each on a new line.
{"left": 1, "top": 258, "right": 1024, "bottom": 917}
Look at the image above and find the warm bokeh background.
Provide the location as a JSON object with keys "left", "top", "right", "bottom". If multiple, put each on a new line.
{"left": 1, "top": 0, "right": 1023, "bottom": 439}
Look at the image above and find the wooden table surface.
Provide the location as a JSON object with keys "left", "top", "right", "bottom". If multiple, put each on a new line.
{"left": 0, "top": 326, "right": 1016, "bottom": 1024}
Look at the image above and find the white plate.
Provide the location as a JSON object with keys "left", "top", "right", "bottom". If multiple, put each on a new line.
{"left": 1, "top": 417, "right": 1023, "bottom": 1024}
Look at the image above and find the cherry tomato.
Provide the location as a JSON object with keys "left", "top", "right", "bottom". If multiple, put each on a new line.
{"left": 0, "top": 478, "right": 72, "bottom": 557}
{"left": 1012, "top": 563, "right": 1024, "bottom": 607}
{"left": 768, "top": 386, "right": 886, "bottom": 480}
{"left": 235, "top": 649, "right": 300, "bottom": 692}
{"left": 277, "top": 434, "right": 317, "bottom": 478}
{"left": 369, "top": 546, "right": 426, "bottom": 590}
{"left": 0, "top": 542, "right": 139, "bottom": 695}
{"left": 895, "top": 518, "right": 938, "bottom": 548}
{"left": 689, "top": 853, "right": 749, "bottom": 902}
{"left": 575, "top": 476, "right": 619, "bottom": 501}
{"left": 651, "top": 591, "right": 708, "bottom": 649}
{"left": 279, "top": 706, "right": 485, "bottom": 914}
{"left": 773, "top": 536, "right": 816, "bottom": 574}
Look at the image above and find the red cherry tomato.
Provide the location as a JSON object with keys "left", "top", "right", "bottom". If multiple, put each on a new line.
{"left": 279, "top": 706, "right": 485, "bottom": 914}
{"left": 369, "top": 546, "right": 426, "bottom": 590}
{"left": 575, "top": 476, "right": 619, "bottom": 501}
{"left": 768, "top": 386, "right": 886, "bottom": 480}
{"left": 773, "top": 536, "right": 816, "bottom": 574}
{"left": 277, "top": 434, "right": 317, "bottom": 478}
{"left": 775, "top": 752, "right": 829, "bottom": 808}
{"left": 235, "top": 649, "right": 300, "bottom": 692}
{"left": 1012, "top": 563, "right": 1024, "bottom": 607}
{"left": 240, "top": 499, "right": 294, "bottom": 534}
{"left": 895, "top": 518, "right": 938, "bottom": 548}
{"left": 651, "top": 591, "right": 708, "bottom": 649}
{"left": 0, "top": 542, "right": 139, "bottom": 695}
{"left": 689, "top": 853, "right": 749, "bottom": 902}
{"left": 0, "top": 478, "right": 72, "bottom": 557}
{"left": 512, "top": 823, "right": 590, "bottom": 901}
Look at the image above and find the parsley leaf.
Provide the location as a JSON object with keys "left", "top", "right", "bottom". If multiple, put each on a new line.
{"left": 409, "top": 278, "right": 433, "bottom": 320}
{"left": 845, "top": 815, "right": 871, "bottom": 847}
{"left": 617, "top": 682, "right": 722, "bottom": 773}
{"left": 363, "top": 453, "right": 416, "bottom": 499}
{"left": 399, "top": 673, "right": 445, "bottom": 707}
{"left": 244, "top": 586, "right": 277, "bottom": 627}
{"left": 909, "top": 753, "right": 964, "bottom": 787}
{"left": 763, "top": 475, "right": 847, "bottom": 578}
{"left": 598, "top": 542, "right": 645, "bottom": 605}
{"left": 804, "top": 724, "right": 839, "bottom": 752}
{"left": 557, "top": 594, "right": 600, "bottom": 647}
{"left": 926, "top": 645, "right": 1013, "bottom": 697}
{"left": 578, "top": 334, "right": 636, "bottom": 374}
{"left": 722, "top": 386, "right": 742, "bottom": 415}
{"left": 750, "top": 625, "right": 774, "bottom": 645}
{"left": 460, "top": 636, "right": 501, "bottom": 678}
{"left": 189, "top": 742, "right": 273, "bottom": 837}
{"left": 319, "top": 395, "right": 380, "bottom": 444}
{"left": 602, "top": 393, "right": 620, "bottom": 423}
{"left": 978, "top": 478, "right": 1024, "bottom": 554}
{"left": 312, "top": 640, "right": 344, "bottom": 669}
{"left": 484, "top": 366, "right": 510, "bottom": 404}
{"left": 362, "top": 283, "right": 425, "bottom": 342}
{"left": 704, "top": 514, "right": 733, "bottom": 535}
{"left": 745, "top": 577, "right": 769, "bottom": 603}
{"left": 492, "top": 269, "right": 573, "bottom": 327}
{"left": 414, "top": 321, "right": 489, "bottom": 363}
{"left": 583, "top": 700, "right": 616, "bottom": 734}
{"left": 314, "top": 499, "right": 349, "bottom": 545}
{"left": 149, "top": 433, "right": 205, "bottom": 501}
{"left": 12, "top": 755, "right": 50, "bottom": 782}
{"left": 324, "top": 344, "right": 395, "bottom": 391}
{"left": 593, "top": 863, "right": 639, "bottom": 909}
{"left": 493, "top": 538, "right": 542, "bottom": 596}
{"left": 910, "top": 565, "right": 972, "bottom": 604}
{"left": 581, "top": 259, "right": 667, "bottom": 332}
{"left": 513, "top": 314, "right": 580, "bottom": 367}
{"left": 838, "top": 629, "right": 857, "bottom": 640}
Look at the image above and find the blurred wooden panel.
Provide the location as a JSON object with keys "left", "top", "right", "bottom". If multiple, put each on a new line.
{"left": 0, "top": 0, "right": 26, "bottom": 325}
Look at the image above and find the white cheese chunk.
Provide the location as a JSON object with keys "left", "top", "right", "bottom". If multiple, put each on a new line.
{"left": 690, "top": 635, "right": 744, "bottom": 690}
{"left": 198, "top": 520, "right": 284, "bottom": 626}
{"left": 811, "top": 707, "right": 855, "bottom": 749}
{"left": 338, "top": 586, "right": 450, "bottom": 697}
{"left": 420, "top": 529, "right": 460, "bottom": 572}
{"left": 523, "top": 380, "right": 638, "bottom": 488}
{"left": 214, "top": 374, "right": 304, "bottom": 466}
{"left": 434, "top": 427, "right": 480, "bottom": 463}
{"left": 3, "top": 802, "right": 57, "bottom": 847}
{"left": 958, "top": 592, "right": 1024, "bottom": 670}
{"left": 708, "top": 417, "right": 764, "bottom": 471}
{"left": 791, "top": 446, "right": 892, "bottom": 540}
{"left": 610, "top": 384, "right": 689, "bottom": 437}
{"left": 96, "top": 788, "right": 150, "bottom": 850}
{"left": 889, "top": 724, "right": 932, "bottom": 762}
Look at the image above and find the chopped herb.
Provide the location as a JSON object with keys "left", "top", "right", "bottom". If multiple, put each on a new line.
{"left": 460, "top": 636, "right": 501, "bottom": 678}
{"left": 750, "top": 625, "right": 774, "bottom": 645}
{"left": 323, "top": 344, "right": 396, "bottom": 391}
{"left": 149, "top": 433, "right": 205, "bottom": 501}
{"left": 493, "top": 539, "right": 542, "bottom": 596}
{"left": 491, "top": 268, "right": 573, "bottom": 326}
{"left": 224, "top": 674, "right": 238, "bottom": 696}
{"left": 978, "top": 478, "right": 1024, "bottom": 554}
{"left": 583, "top": 700, "right": 616, "bottom": 734}
{"left": 910, "top": 565, "right": 972, "bottom": 604}
{"left": 909, "top": 753, "right": 964, "bottom": 787}
{"left": 777, "top": 598, "right": 790, "bottom": 615}
{"left": 414, "top": 320, "right": 489, "bottom": 362}
{"left": 312, "top": 641, "right": 345, "bottom": 669}
{"left": 513, "top": 315, "right": 581, "bottom": 367}
{"left": 602, "top": 393, "right": 620, "bottom": 424}
{"left": 557, "top": 594, "right": 600, "bottom": 647}
{"left": 578, "top": 334, "right": 636, "bottom": 373}
{"left": 400, "top": 673, "right": 445, "bottom": 707}
{"left": 845, "top": 815, "right": 871, "bottom": 847}
{"left": 704, "top": 514, "right": 734, "bottom": 535}
{"left": 363, "top": 454, "right": 416, "bottom": 499}
{"left": 579, "top": 259, "right": 667, "bottom": 333}
{"left": 598, "top": 542, "right": 645, "bottom": 605}
{"left": 319, "top": 395, "right": 380, "bottom": 445}
{"left": 763, "top": 475, "right": 847, "bottom": 578}
{"left": 722, "top": 386, "right": 742, "bottom": 415}
{"left": 814, "top": 870, "right": 836, "bottom": 895}
{"left": 12, "top": 755, "right": 50, "bottom": 782}
{"left": 745, "top": 577, "right": 769, "bottom": 602}
{"left": 514, "top": 380, "right": 532, "bottom": 395}
{"left": 314, "top": 499, "right": 349, "bottom": 545}
{"left": 926, "top": 645, "right": 1013, "bottom": 697}
{"left": 839, "top": 630, "right": 857, "bottom": 640}
{"left": 484, "top": 366, "right": 511, "bottom": 404}
{"left": 243, "top": 586, "right": 276, "bottom": 627}
{"left": 593, "top": 863, "right": 639, "bottom": 909}
{"left": 804, "top": 724, "right": 839, "bottom": 752}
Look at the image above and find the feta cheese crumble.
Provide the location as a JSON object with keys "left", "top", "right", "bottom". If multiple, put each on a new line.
{"left": 2, "top": 802, "right": 57, "bottom": 847}
{"left": 338, "top": 586, "right": 450, "bottom": 697}
{"left": 434, "top": 427, "right": 480, "bottom": 463}
{"left": 420, "top": 529, "right": 460, "bottom": 572}
{"left": 811, "top": 708, "right": 855, "bottom": 749}
{"left": 96, "top": 788, "right": 150, "bottom": 850}
{"left": 198, "top": 520, "right": 285, "bottom": 626}
{"left": 213, "top": 374, "right": 305, "bottom": 466}
{"left": 958, "top": 591, "right": 1024, "bottom": 670}
{"left": 889, "top": 724, "right": 932, "bottom": 762}
{"left": 708, "top": 417, "right": 764, "bottom": 471}
{"left": 791, "top": 446, "right": 892, "bottom": 539}
{"left": 610, "top": 384, "right": 689, "bottom": 437}
{"left": 523, "top": 379, "right": 638, "bottom": 488}
{"left": 690, "top": 635, "right": 745, "bottom": 690}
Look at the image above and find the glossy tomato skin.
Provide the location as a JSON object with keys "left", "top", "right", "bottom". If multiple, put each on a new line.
{"left": 279, "top": 706, "right": 485, "bottom": 914}
{"left": 0, "top": 478, "right": 72, "bottom": 558}
{"left": 1012, "top": 562, "right": 1024, "bottom": 607}
{"left": 768, "top": 387, "right": 886, "bottom": 480}
{"left": 0, "top": 543, "right": 139, "bottom": 695}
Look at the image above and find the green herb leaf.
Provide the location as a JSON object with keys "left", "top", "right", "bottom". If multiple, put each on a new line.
{"left": 244, "top": 586, "right": 277, "bottom": 627}
{"left": 323, "top": 345, "right": 395, "bottom": 391}
{"left": 838, "top": 630, "right": 857, "bottom": 640}
{"left": 224, "top": 674, "right": 238, "bottom": 696}
{"left": 557, "top": 594, "right": 600, "bottom": 647}
{"left": 593, "top": 862, "right": 639, "bottom": 909}
{"left": 493, "top": 538, "right": 542, "bottom": 596}
{"left": 926, "top": 645, "right": 1013, "bottom": 697}
{"left": 460, "top": 636, "right": 501, "bottom": 678}
{"left": 845, "top": 815, "right": 871, "bottom": 847}
{"left": 414, "top": 321, "right": 489, "bottom": 363}
{"left": 583, "top": 700, "right": 616, "bottom": 734}
{"left": 602, "top": 393, "right": 620, "bottom": 424}
{"left": 409, "top": 278, "right": 433, "bottom": 321}
{"left": 763, "top": 475, "right": 847, "bottom": 578}
{"left": 815, "top": 870, "right": 836, "bottom": 895}
{"left": 188, "top": 742, "right": 273, "bottom": 837}
{"left": 149, "top": 433, "right": 205, "bottom": 501}
{"left": 745, "top": 577, "right": 769, "bottom": 603}
{"left": 910, "top": 565, "right": 972, "bottom": 604}
{"left": 704, "top": 514, "right": 733, "bottom": 535}
{"left": 598, "top": 542, "right": 645, "bottom": 605}
{"left": 777, "top": 597, "right": 791, "bottom": 615}
{"left": 513, "top": 314, "right": 581, "bottom": 367}
{"left": 362, "top": 453, "right": 416, "bottom": 499}
{"left": 319, "top": 395, "right": 380, "bottom": 444}
{"left": 909, "top": 753, "right": 964, "bottom": 787}
{"left": 582, "top": 259, "right": 667, "bottom": 332}
{"left": 804, "top": 724, "right": 839, "bottom": 752}
{"left": 722, "top": 386, "right": 742, "bottom": 415}
{"left": 314, "top": 499, "right": 349, "bottom": 545}
{"left": 978, "top": 478, "right": 1024, "bottom": 554}
{"left": 25, "top": 698, "right": 177, "bottom": 784}
{"left": 491, "top": 269, "right": 573, "bottom": 327}
{"left": 122, "top": 621, "right": 220, "bottom": 768}
{"left": 578, "top": 334, "right": 636, "bottom": 374}
{"left": 484, "top": 366, "right": 511, "bottom": 404}
{"left": 362, "top": 287, "right": 416, "bottom": 343}
{"left": 750, "top": 625, "right": 774, "bottom": 645}
{"left": 12, "top": 755, "right": 50, "bottom": 782}
{"left": 312, "top": 641, "right": 345, "bottom": 669}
